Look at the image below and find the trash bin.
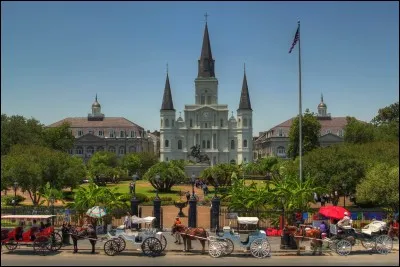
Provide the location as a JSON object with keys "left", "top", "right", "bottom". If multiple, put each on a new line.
{"left": 61, "top": 226, "right": 71, "bottom": 245}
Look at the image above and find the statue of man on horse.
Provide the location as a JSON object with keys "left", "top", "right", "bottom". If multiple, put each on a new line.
{"left": 189, "top": 145, "right": 210, "bottom": 164}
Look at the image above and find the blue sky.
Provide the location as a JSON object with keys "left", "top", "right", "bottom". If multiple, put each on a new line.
{"left": 1, "top": 1, "right": 399, "bottom": 136}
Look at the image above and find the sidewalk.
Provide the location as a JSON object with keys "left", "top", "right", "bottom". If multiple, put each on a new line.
{"left": 60, "top": 231, "right": 399, "bottom": 256}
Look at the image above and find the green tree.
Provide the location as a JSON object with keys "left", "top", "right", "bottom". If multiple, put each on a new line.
{"left": 344, "top": 116, "right": 375, "bottom": 144}
{"left": 38, "top": 182, "right": 65, "bottom": 207}
{"left": 1, "top": 114, "right": 44, "bottom": 155}
{"left": 355, "top": 163, "right": 399, "bottom": 213}
{"left": 371, "top": 101, "right": 399, "bottom": 125}
{"left": 42, "top": 122, "right": 75, "bottom": 151}
{"left": 60, "top": 155, "right": 87, "bottom": 191}
{"left": 268, "top": 174, "right": 323, "bottom": 225}
{"left": 200, "top": 163, "right": 242, "bottom": 187}
{"left": 288, "top": 110, "right": 321, "bottom": 159}
{"left": 121, "top": 153, "right": 142, "bottom": 176}
{"left": 142, "top": 161, "right": 186, "bottom": 192}
{"left": 87, "top": 151, "right": 119, "bottom": 178}
{"left": 136, "top": 152, "right": 159, "bottom": 176}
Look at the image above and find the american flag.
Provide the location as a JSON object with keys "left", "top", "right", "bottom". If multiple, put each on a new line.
{"left": 289, "top": 26, "right": 300, "bottom": 54}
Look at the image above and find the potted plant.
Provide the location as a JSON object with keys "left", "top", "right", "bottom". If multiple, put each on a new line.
{"left": 174, "top": 200, "right": 188, "bottom": 217}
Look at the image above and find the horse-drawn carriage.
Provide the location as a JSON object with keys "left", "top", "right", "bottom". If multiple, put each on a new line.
{"left": 104, "top": 216, "right": 167, "bottom": 257}
{"left": 1, "top": 215, "right": 62, "bottom": 256}
{"left": 209, "top": 217, "right": 271, "bottom": 258}
{"left": 326, "top": 220, "right": 393, "bottom": 256}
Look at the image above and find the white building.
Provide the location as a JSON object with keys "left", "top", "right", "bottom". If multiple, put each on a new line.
{"left": 159, "top": 21, "right": 253, "bottom": 165}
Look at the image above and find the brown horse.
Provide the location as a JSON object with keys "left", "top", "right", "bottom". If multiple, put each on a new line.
{"left": 171, "top": 224, "right": 209, "bottom": 254}
{"left": 69, "top": 217, "right": 98, "bottom": 254}
{"left": 285, "top": 225, "right": 323, "bottom": 255}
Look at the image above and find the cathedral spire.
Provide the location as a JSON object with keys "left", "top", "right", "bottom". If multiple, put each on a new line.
{"left": 238, "top": 67, "right": 252, "bottom": 111}
{"left": 161, "top": 72, "right": 175, "bottom": 111}
{"left": 198, "top": 14, "right": 215, "bottom": 78}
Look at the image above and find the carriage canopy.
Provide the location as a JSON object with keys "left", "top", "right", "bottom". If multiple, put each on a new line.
{"left": 131, "top": 216, "right": 156, "bottom": 224}
{"left": 1, "top": 215, "right": 56, "bottom": 220}
{"left": 237, "top": 217, "right": 259, "bottom": 225}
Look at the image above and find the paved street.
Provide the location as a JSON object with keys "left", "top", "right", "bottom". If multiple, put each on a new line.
{"left": 1, "top": 251, "right": 399, "bottom": 266}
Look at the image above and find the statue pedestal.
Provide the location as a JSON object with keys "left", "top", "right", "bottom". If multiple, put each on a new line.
{"left": 184, "top": 163, "right": 210, "bottom": 178}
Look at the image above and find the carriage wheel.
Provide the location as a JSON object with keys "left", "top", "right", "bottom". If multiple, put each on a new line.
{"left": 375, "top": 235, "right": 393, "bottom": 254}
{"left": 208, "top": 241, "right": 223, "bottom": 258}
{"left": 33, "top": 236, "right": 50, "bottom": 256}
{"left": 221, "top": 238, "right": 234, "bottom": 255}
{"left": 250, "top": 238, "right": 271, "bottom": 258}
{"left": 335, "top": 239, "right": 352, "bottom": 256}
{"left": 159, "top": 235, "right": 167, "bottom": 251}
{"left": 141, "top": 237, "right": 162, "bottom": 257}
{"left": 5, "top": 238, "right": 18, "bottom": 251}
{"left": 361, "top": 238, "right": 376, "bottom": 251}
{"left": 104, "top": 240, "right": 119, "bottom": 256}
{"left": 328, "top": 237, "right": 338, "bottom": 252}
{"left": 48, "top": 232, "right": 63, "bottom": 251}
{"left": 114, "top": 237, "right": 126, "bottom": 252}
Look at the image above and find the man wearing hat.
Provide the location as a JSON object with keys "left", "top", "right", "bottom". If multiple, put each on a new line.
{"left": 337, "top": 211, "right": 352, "bottom": 233}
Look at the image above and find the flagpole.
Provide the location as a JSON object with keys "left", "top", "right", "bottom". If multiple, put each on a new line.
{"left": 298, "top": 20, "right": 302, "bottom": 183}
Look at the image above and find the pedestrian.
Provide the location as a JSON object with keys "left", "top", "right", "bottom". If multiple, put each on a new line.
{"left": 64, "top": 208, "right": 71, "bottom": 223}
{"left": 124, "top": 212, "right": 132, "bottom": 230}
{"left": 320, "top": 195, "right": 326, "bottom": 207}
{"left": 313, "top": 192, "right": 319, "bottom": 203}
{"left": 185, "top": 191, "right": 190, "bottom": 202}
{"left": 129, "top": 182, "right": 134, "bottom": 194}
{"left": 202, "top": 183, "right": 208, "bottom": 196}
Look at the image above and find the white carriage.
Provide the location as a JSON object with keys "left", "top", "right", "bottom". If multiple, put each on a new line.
{"left": 104, "top": 216, "right": 167, "bottom": 257}
{"left": 326, "top": 220, "right": 393, "bottom": 256}
{"left": 209, "top": 217, "right": 271, "bottom": 258}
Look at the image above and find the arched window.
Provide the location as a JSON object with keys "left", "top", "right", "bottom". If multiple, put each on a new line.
{"left": 243, "top": 140, "right": 248, "bottom": 148}
{"left": 76, "top": 146, "right": 83, "bottom": 155}
{"left": 243, "top": 118, "right": 248, "bottom": 127}
{"left": 165, "top": 140, "right": 169, "bottom": 148}
{"left": 231, "top": 140, "right": 235, "bottom": 150}
{"left": 86, "top": 146, "right": 94, "bottom": 154}
{"left": 178, "top": 140, "right": 182, "bottom": 150}
{"left": 119, "top": 146, "right": 125, "bottom": 155}
{"left": 202, "top": 140, "right": 206, "bottom": 149}
{"left": 165, "top": 119, "right": 169, "bottom": 127}
{"left": 108, "top": 146, "right": 116, "bottom": 153}
{"left": 220, "top": 119, "right": 223, "bottom": 127}
{"left": 201, "top": 94, "right": 205, "bottom": 104}
{"left": 190, "top": 119, "right": 193, "bottom": 127}
{"left": 207, "top": 140, "right": 210, "bottom": 149}
{"left": 277, "top": 146, "right": 286, "bottom": 155}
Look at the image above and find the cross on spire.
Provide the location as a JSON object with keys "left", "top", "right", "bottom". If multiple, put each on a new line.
{"left": 204, "top": 12, "right": 209, "bottom": 23}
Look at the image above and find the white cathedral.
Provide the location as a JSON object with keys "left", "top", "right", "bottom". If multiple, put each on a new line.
{"left": 159, "top": 21, "right": 253, "bottom": 165}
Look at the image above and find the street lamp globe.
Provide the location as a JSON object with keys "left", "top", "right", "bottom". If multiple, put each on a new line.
{"left": 154, "top": 173, "right": 160, "bottom": 198}
{"left": 13, "top": 181, "right": 18, "bottom": 191}
{"left": 132, "top": 173, "right": 139, "bottom": 182}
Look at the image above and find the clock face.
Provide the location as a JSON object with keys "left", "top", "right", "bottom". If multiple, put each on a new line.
{"left": 203, "top": 111, "right": 209, "bottom": 118}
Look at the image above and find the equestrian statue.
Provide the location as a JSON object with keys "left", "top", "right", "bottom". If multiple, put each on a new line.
{"left": 189, "top": 145, "right": 210, "bottom": 164}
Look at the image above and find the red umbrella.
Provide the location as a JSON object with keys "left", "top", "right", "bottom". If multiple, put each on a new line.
{"left": 318, "top": 206, "right": 350, "bottom": 220}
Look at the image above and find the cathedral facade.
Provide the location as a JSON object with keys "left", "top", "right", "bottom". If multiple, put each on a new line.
{"left": 159, "top": 22, "right": 253, "bottom": 165}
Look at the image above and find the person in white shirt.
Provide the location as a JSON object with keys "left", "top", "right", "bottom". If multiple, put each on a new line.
{"left": 337, "top": 212, "right": 352, "bottom": 230}
{"left": 124, "top": 212, "right": 132, "bottom": 230}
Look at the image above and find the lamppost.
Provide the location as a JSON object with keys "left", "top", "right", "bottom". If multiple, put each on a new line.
{"left": 50, "top": 196, "right": 55, "bottom": 226}
{"left": 13, "top": 181, "right": 18, "bottom": 215}
{"left": 131, "top": 172, "right": 140, "bottom": 229}
{"left": 132, "top": 173, "right": 138, "bottom": 198}
{"left": 190, "top": 173, "right": 196, "bottom": 197}
{"left": 153, "top": 174, "right": 161, "bottom": 230}
{"left": 210, "top": 175, "right": 220, "bottom": 231}
{"left": 188, "top": 173, "right": 197, "bottom": 228}
{"left": 342, "top": 182, "right": 347, "bottom": 209}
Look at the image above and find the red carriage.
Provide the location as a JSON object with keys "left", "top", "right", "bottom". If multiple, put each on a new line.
{"left": 1, "top": 215, "right": 63, "bottom": 256}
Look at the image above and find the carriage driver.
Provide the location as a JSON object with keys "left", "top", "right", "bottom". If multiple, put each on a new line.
{"left": 337, "top": 212, "right": 352, "bottom": 231}
{"left": 173, "top": 217, "right": 182, "bottom": 244}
